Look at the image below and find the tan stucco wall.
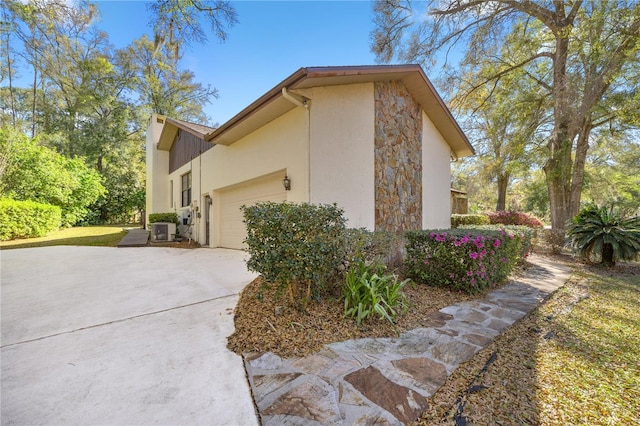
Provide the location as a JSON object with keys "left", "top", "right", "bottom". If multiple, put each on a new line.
{"left": 422, "top": 110, "right": 452, "bottom": 229}
{"left": 304, "top": 83, "right": 376, "bottom": 230}
{"left": 145, "top": 114, "right": 170, "bottom": 225}
{"left": 164, "top": 107, "right": 308, "bottom": 245}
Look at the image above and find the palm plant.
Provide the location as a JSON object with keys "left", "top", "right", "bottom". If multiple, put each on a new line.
{"left": 567, "top": 205, "right": 640, "bottom": 265}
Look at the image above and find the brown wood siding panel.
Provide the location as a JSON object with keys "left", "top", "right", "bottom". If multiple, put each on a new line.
{"left": 169, "top": 130, "right": 214, "bottom": 173}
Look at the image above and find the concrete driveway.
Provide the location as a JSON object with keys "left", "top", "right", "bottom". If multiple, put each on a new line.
{"left": 0, "top": 246, "right": 259, "bottom": 425}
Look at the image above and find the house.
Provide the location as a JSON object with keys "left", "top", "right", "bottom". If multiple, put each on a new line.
{"left": 145, "top": 65, "right": 475, "bottom": 249}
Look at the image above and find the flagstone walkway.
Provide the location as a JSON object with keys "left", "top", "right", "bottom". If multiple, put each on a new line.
{"left": 243, "top": 254, "right": 571, "bottom": 425}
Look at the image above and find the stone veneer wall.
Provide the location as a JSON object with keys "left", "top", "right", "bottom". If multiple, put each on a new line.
{"left": 374, "top": 81, "right": 423, "bottom": 232}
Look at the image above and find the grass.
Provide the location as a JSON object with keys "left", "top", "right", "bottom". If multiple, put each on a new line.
{"left": 536, "top": 265, "right": 640, "bottom": 424}
{"left": 416, "top": 259, "right": 640, "bottom": 425}
{"left": 0, "top": 225, "right": 135, "bottom": 249}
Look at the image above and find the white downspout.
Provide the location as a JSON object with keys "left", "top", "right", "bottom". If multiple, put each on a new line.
{"left": 281, "top": 87, "right": 311, "bottom": 202}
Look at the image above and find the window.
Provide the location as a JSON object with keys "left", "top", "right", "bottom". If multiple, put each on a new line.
{"left": 181, "top": 172, "right": 192, "bottom": 207}
{"left": 169, "top": 180, "right": 173, "bottom": 208}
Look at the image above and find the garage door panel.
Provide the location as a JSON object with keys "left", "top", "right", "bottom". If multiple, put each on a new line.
{"left": 218, "top": 173, "right": 286, "bottom": 249}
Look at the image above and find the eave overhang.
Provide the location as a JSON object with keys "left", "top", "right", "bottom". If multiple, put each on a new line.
{"left": 204, "top": 65, "right": 475, "bottom": 158}
{"left": 156, "top": 117, "right": 217, "bottom": 151}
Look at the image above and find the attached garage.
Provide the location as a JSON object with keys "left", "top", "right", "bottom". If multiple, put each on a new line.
{"left": 217, "top": 172, "right": 287, "bottom": 249}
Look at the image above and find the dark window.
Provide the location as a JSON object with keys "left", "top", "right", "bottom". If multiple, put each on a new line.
{"left": 181, "top": 172, "right": 192, "bottom": 207}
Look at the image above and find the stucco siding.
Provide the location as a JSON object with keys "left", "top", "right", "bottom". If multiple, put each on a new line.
{"left": 145, "top": 115, "right": 170, "bottom": 224}
{"left": 306, "top": 83, "right": 375, "bottom": 230}
{"left": 422, "top": 111, "right": 452, "bottom": 228}
{"left": 202, "top": 107, "right": 307, "bottom": 200}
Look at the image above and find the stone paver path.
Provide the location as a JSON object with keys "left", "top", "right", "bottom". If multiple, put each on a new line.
{"left": 243, "top": 254, "right": 572, "bottom": 425}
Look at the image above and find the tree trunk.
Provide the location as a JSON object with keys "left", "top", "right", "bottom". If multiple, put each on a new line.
{"left": 31, "top": 61, "right": 37, "bottom": 138}
{"left": 569, "top": 119, "right": 592, "bottom": 220}
{"left": 3, "top": 17, "right": 16, "bottom": 127}
{"left": 602, "top": 243, "right": 615, "bottom": 266}
{"left": 496, "top": 173, "right": 509, "bottom": 211}
{"left": 545, "top": 32, "right": 574, "bottom": 231}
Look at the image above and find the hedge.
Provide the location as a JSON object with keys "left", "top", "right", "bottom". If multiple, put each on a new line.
{"left": 148, "top": 212, "right": 179, "bottom": 224}
{"left": 405, "top": 228, "right": 525, "bottom": 294}
{"left": 487, "top": 211, "right": 544, "bottom": 228}
{"left": 242, "top": 202, "right": 346, "bottom": 307}
{"left": 0, "top": 198, "right": 61, "bottom": 240}
{"left": 460, "top": 224, "right": 535, "bottom": 260}
{"left": 451, "top": 213, "right": 490, "bottom": 228}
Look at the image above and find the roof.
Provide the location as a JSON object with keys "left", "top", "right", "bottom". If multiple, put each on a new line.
{"left": 158, "top": 65, "right": 475, "bottom": 157}
{"left": 157, "top": 118, "right": 217, "bottom": 150}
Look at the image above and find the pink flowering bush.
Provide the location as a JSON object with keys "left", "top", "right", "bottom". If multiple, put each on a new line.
{"left": 487, "top": 211, "right": 544, "bottom": 228}
{"left": 461, "top": 224, "right": 534, "bottom": 259}
{"left": 405, "top": 229, "right": 524, "bottom": 294}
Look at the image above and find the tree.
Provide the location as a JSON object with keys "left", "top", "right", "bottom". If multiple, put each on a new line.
{"left": 452, "top": 62, "right": 549, "bottom": 211}
{"left": 582, "top": 130, "right": 640, "bottom": 217}
{"left": 372, "top": 0, "right": 640, "bottom": 230}
{"left": 122, "top": 35, "right": 218, "bottom": 123}
{"left": 147, "top": 0, "right": 237, "bottom": 46}
{"left": 2, "top": 0, "right": 238, "bottom": 223}
{"left": 0, "top": 126, "right": 105, "bottom": 226}
{"left": 567, "top": 204, "right": 640, "bottom": 265}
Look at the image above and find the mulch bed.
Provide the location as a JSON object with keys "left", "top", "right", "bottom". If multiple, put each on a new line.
{"left": 227, "top": 263, "right": 531, "bottom": 358}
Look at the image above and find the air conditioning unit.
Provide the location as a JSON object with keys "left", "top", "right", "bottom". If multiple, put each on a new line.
{"left": 150, "top": 222, "right": 176, "bottom": 242}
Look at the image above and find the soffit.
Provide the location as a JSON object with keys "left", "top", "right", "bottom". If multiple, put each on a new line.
{"left": 157, "top": 118, "right": 217, "bottom": 151}
{"left": 203, "top": 65, "right": 474, "bottom": 157}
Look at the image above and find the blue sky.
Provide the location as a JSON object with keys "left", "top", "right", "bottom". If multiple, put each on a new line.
{"left": 97, "top": 0, "right": 389, "bottom": 125}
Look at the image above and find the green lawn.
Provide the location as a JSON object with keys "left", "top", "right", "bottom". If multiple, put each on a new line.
{"left": 535, "top": 264, "right": 640, "bottom": 424}
{"left": 418, "top": 259, "right": 640, "bottom": 425}
{"left": 0, "top": 225, "right": 135, "bottom": 249}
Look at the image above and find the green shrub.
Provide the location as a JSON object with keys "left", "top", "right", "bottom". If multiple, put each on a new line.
{"left": 242, "top": 202, "right": 346, "bottom": 307}
{"left": 343, "top": 261, "right": 409, "bottom": 326}
{"left": 451, "top": 214, "right": 490, "bottom": 228}
{"left": 0, "top": 198, "right": 61, "bottom": 240}
{"left": 405, "top": 229, "right": 524, "bottom": 294}
{"left": 1, "top": 127, "right": 105, "bottom": 227}
{"left": 148, "top": 212, "right": 179, "bottom": 224}
{"left": 343, "top": 228, "right": 404, "bottom": 268}
{"left": 487, "top": 211, "right": 544, "bottom": 228}
{"left": 461, "top": 224, "right": 535, "bottom": 260}
{"left": 567, "top": 205, "right": 640, "bottom": 265}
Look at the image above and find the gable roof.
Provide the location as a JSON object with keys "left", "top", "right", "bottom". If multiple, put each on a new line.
{"left": 155, "top": 65, "right": 475, "bottom": 157}
{"left": 157, "top": 117, "right": 217, "bottom": 150}
{"left": 205, "top": 65, "right": 474, "bottom": 157}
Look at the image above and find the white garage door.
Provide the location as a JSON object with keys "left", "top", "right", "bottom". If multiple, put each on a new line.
{"left": 218, "top": 173, "right": 287, "bottom": 249}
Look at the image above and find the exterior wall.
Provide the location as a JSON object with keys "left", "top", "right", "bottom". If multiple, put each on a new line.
{"left": 305, "top": 83, "right": 376, "bottom": 230}
{"left": 169, "top": 130, "right": 214, "bottom": 173}
{"left": 170, "top": 107, "right": 308, "bottom": 246}
{"left": 145, "top": 114, "right": 170, "bottom": 225}
{"left": 422, "top": 110, "right": 452, "bottom": 228}
{"left": 374, "top": 81, "right": 422, "bottom": 233}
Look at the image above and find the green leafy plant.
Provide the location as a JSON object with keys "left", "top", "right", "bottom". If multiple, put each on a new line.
{"left": 343, "top": 261, "right": 409, "bottom": 326}
{"left": 461, "top": 224, "right": 535, "bottom": 260}
{"left": 567, "top": 205, "right": 640, "bottom": 265}
{"left": 405, "top": 229, "right": 525, "bottom": 294}
{"left": 242, "top": 202, "right": 346, "bottom": 308}
{"left": 451, "top": 214, "right": 490, "bottom": 228}
{"left": 148, "top": 212, "right": 179, "bottom": 224}
{"left": 0, "top": 198, "right": 62, "bottom": 240}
